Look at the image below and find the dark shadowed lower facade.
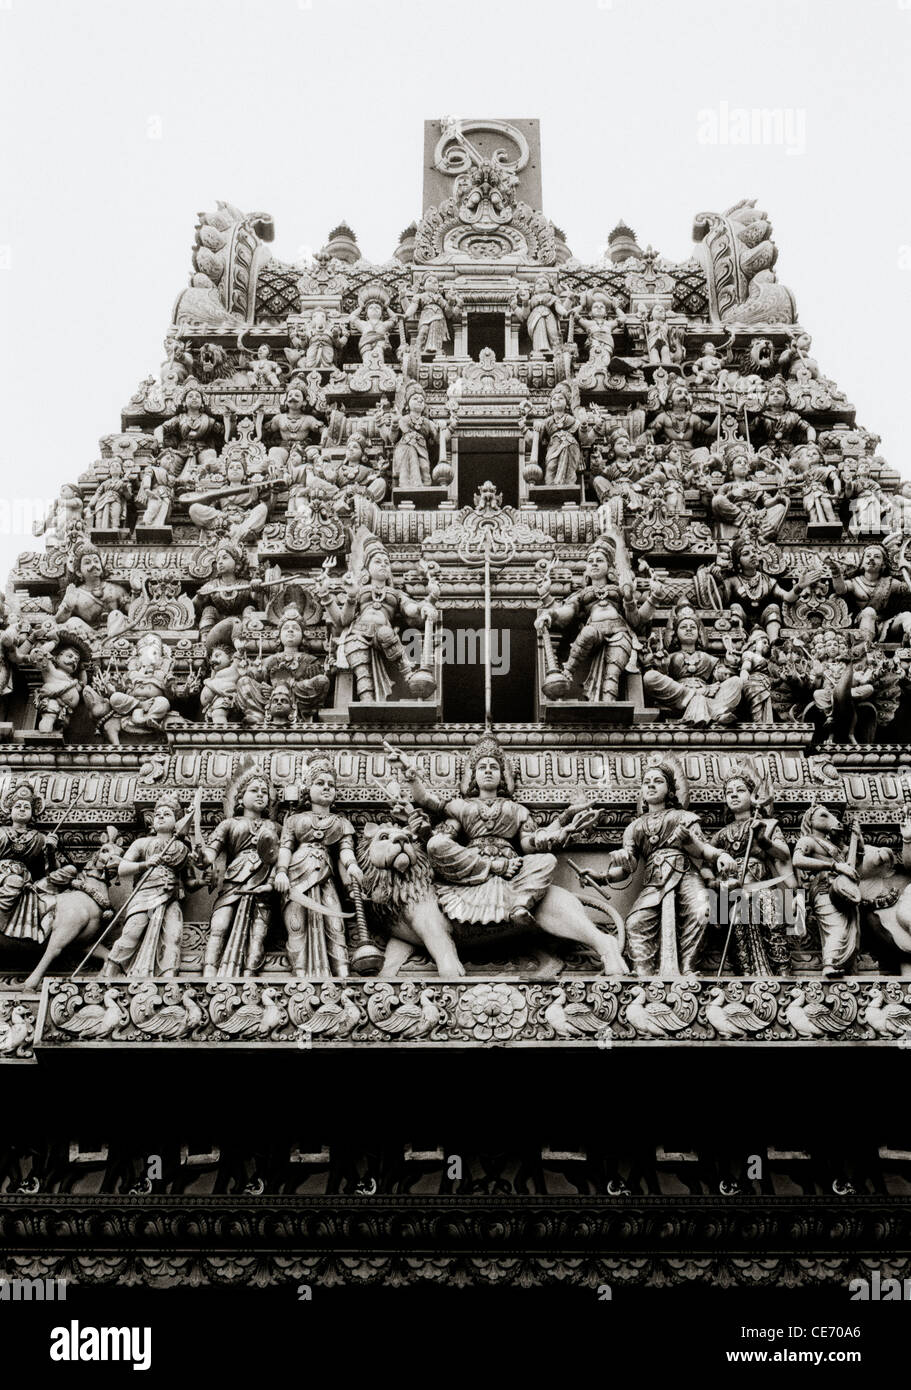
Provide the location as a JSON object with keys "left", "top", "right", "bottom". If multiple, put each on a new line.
{"left": 1, "top": 118, "right": 910, "bottom": 1298}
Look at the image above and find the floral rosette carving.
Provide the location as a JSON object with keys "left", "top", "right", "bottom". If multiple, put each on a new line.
{"left": 453, "top": 982, "right": 530, "bottom": 1042}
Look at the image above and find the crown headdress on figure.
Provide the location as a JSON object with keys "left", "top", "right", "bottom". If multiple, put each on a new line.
{"left": 0, "top": 777, "right": 44, "bottom": 819}
{"left": 461, "top": 735, "right": 516, "bottom": 797}
{"left": 357, "top": 280, "right": 393, "bottom": 312}
{"left": 639, "top": 752, "right": 689, "bottom": 812}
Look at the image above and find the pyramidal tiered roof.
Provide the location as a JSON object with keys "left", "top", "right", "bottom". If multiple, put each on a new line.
{"left": 1, "top": 117, "right": 910, "bottom": 1071}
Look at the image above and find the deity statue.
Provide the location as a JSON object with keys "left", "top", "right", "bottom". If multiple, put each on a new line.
{"left": 202, "top": 765, "right": 281, "bottom": 978}
{"left": 273, "top": 757, "right": 364, "bottom": 978}
{"left": 317, "top": 533, "right": 437, "bottom": 703}
{"left": 643, "top": 604, "right": 745, "bottom": 726}
{"left": 401, "top": 273, "right": 461, "bottom": 358}
{"left": 227, "top": 589, "right": 330, "bottom": 724}
{"left": 709, "top": 442, "right": 790, "bottom": 540}
{"left": 159, "top": 385, "right": 223, "bottom": 478}
{"left": 200, "top": 627, "right": 243, "bottom": 725}
{"left": 241, "top": 342, "right": 284, "bottom": 391}
{"left": 32, "top": 633, "right": 91, "bottom": 734}
{"left": 588, "top": 427, "right": 646, "bottom": 517}
{"left": 705, "top": 761, "right": 800, "bottom": 977}
{"left": 85, "top": 633, "right": 174, "bottom": 745}
{"left": 646, "top": 384, "right": 713, "bottom": 451}
{"left": 830, "top": 542, "right": 911, "bottom": 644}
{"left": 135, "top": 448, "right": 182, "bottom": 529}
{"left": 845, "top": 458, "right": 888, "bottom": 534}
{"left": 789, "top": 442, "right": 843, "bottom": 530}
{"left": 686, "top": 339, "right": 731, "bottom": 388}
{"left": 778, "top": 330, "right": 819, "bottom": 380}
{"left": 514, "top": 275, "right": 571, "bottom": 358}
{"left": 537, "top": 537, "right": 658, "bottom": 702}
{"left": 793, "top": 803, "right": 871, "bottom": 977}
{"left": 748, "top": 377, "right": 815, "bottom": 454}
{"left": 34, "top": 485, "right": 85, "bottom": 550}
{"left": 644, "top": 303, "right": 674, "bottom": 364}
{"left": 185, "top": 456, "right": 271, "bottom": 544}
{"left": 87, "top": 458, "right": 132, "bottom": 532}
{"left": 537, "top": 384, "right": 584, "bottom": 486}
{"left": 55, "top": 544, "right": 131, "bottom": 638}
{"left": 194, "top": 540, "right": 272, "bottom": 641}
{"left": 297, "top": 308, "right": 347, "bottom": 371}
{"left": 699, "top": 538, "right": 800, "bottom": 643}
{"left": 386, "top": 737, "right": 626, "bottom": 972}
{"left": 264, "top": 387, "right": 324, "bottom": 472}
{"left": 0, "top": 780, "right": 74, "bottom": 944}
{"left": 575, "top": 292, "right": 626, "bottom": 387}
{"left": 586, "top": 755, "right": 736, "bottom": 977}
{"left": 348, "top": 287, "right": 398, "bottom": 365}
{"left": 101, "top": 793, "right": 200, "bottom": 978}
{"left": 391, "top": 386, "right": 439, "bottom": 489}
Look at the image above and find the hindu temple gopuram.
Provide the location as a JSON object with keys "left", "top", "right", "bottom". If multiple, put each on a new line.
{"left": 2, "top": 119, "right": 910, "bottom": 1295}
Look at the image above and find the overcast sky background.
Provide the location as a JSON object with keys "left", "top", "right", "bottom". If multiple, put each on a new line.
{"left": 1, "top": 0, "right": 909, "bottom": 579}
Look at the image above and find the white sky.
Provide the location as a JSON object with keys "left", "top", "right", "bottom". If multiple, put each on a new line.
{"left": 1, "top": 0, "right": 909, "bottom": 580}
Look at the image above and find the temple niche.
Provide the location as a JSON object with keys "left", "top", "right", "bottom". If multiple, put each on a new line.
{"left": 5, "top": 113, "right": 911, "bottom": 1070}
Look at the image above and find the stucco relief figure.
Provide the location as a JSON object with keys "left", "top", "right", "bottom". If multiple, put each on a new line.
{"left": 576, "top": 292, "right": 626, "bottom": 387}
{"left": 317, "top": 533, "right": 437, "bottom": 703}
{"left": 709, "top": 443, "right": 790, "bottom": 540}
{"left": 391, "top": 387, "right": 438, "bottom": 489}
{"left": 586, "top": 756, "right": 736, "bottom": 978}
{"left": 159, "top": 386, "right": 223, "bottom": 479}
{"left": 387, "top": 738, "right": 627, "bottom": 973}
{"left": 705, "top": 762, "right": 800, "bottom": 977}
{"left": 84, "top": 633, "right": 174, "bottom": 745}
{"left": 748, "top": 377, "right": 815, "bottom": 454}
{"left": 202, "top": 766, "right": 281, "bottom": 978}
{"left": 102, "top": 793, "right": 200, "bottom": 979}
{"left": 830, "top": 543, "right": 911, "bottom": 644}
{"left": 185, "top": 457, "right": 271, "bottom": 545}
{"left": 55, "top": 544, "right": 131, "bottom": 637}
{"left": 789, "top": 443, "right": 843, "bottom": 529}
{"left": 643, "top": 604, "right": 744, "bottom": 726}
{"left": 348, "top": 288, "right": 398, "bottom": 365}
{"left": 273, "top": 757, "right": 364, "bottom": 979}
{"left": 32, "top": 634, "right": 91, "bottom": 734}
{"left": 193, "top": 540, "right": 272, "bottom": 642}
{"left": 264, "top": 387, "right": 324, "bottom": 472}
{"left": 515, "top": 275, "right": 571, "bottom": 358}
{"left": 646, "top": 384, "right": 713, "bottom": 451}
{"left": 87, "top": 459, "right": 132, "bottom": 532}
{"left": 136, "top": 449, "right": 182, "bottom": 529}
{"left": 537, "top": 538, "right": 658, "bottom": 702}
{"left": 698, "top": 539, "right": 801, "bottom": 643}
{"left": 538, "top": 384, "right": 584, "bottom": 486}
{"left": 793, "top": 804, "right": 872, "bottom": 978}
{"left": 0, "top": 780, "right": 74, "bottom": 945}
{"left": 401, "top": 274, "right": 460, "bottom": 358}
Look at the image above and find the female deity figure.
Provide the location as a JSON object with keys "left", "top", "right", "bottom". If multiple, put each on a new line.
{"left": 706, "top": 763, "right": 799, "bottom": 977}
{"left": 87, "top": 458, "right": 132, "bottom": 532}
{"left": 318, "top": 534, "right": 437, "bottom": 703}
{"left": 272, "top": 757, "right": 364, "bottom": 978}
{"left": 264, "top": 387, "right": 324, "bottom": 472}
{"left": 297, "top": 308, "right": 347, "bottom": 370}
{"left": 790, "top": 442, "right": 843, "bottom": 530}
{"left": 391, "top": 387, "right": 438, "bottom": 489}
{"left": 793, "top": 803, "right": 866, "bottom": 978}
{"left": 646, "top": 384, "right": 713, "bottom": 451}
{"left": 0, "top": 780, "right": 71, "bottom": 944}
{"left": 388, "top": 737, "right": 626, "bottom": 973}
{"left": 401, "top": 273, "right": 459, "bottom": 358}
{"left": 700, "top": 538, "right": 800, "bottom": 642}
{"left": 194, "top": 541, "right": 270, "bottom": 642}
{"left": 233, "top": 595, "right": 330, "bottom": 724}
{"left": 709, "top": 443, "right": 790, "bottom": 541}
{"left": 846, "top": 459, "right": 888, "bottom": 535}
{"left": 55, "top": 545, "right": 131, "bottom": 638}
{"left": 586, "top": 756, "right": 736, "bottom": 978}
{"left": 102, "top": 793, "right": 199, "bottom": 978}
{"left": 136, "top": 448, "right": 182, "bottom": 529}
{"left": 516, "top": 275, "right": 571, "bottom": 358}
{"left": 829, "top": 542, "right": 911, "bottom": 644}
{"left": 589, "top": 427, "right": 645, "bottom": 516}
{"left": 348, "top": 289, "right": 398, "bottom": 365}
{"left": 538, "top": 384, "right": 584, "bottom": 486}
{"left": 202, "top": 767, "right": 281, "bottom": 978}
{"left": 537, "top": 538, "right": 658, "bottom": 702}
{"left": 159, "top": 386, "right": 222, "bottom": 479}
{"left": 643, "top": 604, "right": 745, "bottom": 726}
{"left": 748, "top": 377, "right": 815, "bottom": 454}
{"left": 186, "top": 457, "right": 271, "bottom": 544}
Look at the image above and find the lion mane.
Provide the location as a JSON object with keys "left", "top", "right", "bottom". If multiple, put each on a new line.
{"left": 355, "top": 828, "right": 437, "bottom": 926}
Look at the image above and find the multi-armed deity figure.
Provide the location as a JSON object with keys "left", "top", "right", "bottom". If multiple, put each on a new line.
{"left": 84, "top": 632, "right": 175, "bottom": 745}
{"left": 159, "top": 385, "right": 223, "bottom": 479}
{"left": 830, "top": 542, "right": 911, "bottom": 644}
{"left": 348, "top": 284, "right": 398, "bottom": 365}
{"left": 386, "top": 737, "right": 627, "bottom": 973}
{"left": 264, "top": 386, "right": 324, "bottom": 473}
{"left": 643, "top": 603, "right": 745, "bottom": 726}
{"left": 317, "top": 532, "right": 437, "bottom": 704}
{"left": 201, "top": 764, "right": 281, "bottom": 978}
{"left": 537, "top": 535, "right": 658, "bottom": 702}
{"left": 273, "top": 756, "right": 363, "bottom": 978}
